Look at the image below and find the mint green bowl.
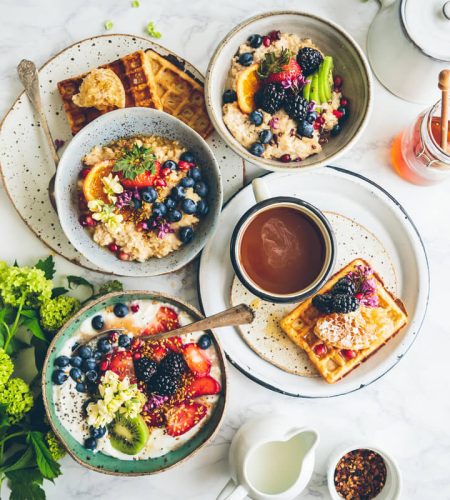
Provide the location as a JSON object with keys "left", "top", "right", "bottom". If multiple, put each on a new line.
{"left": 42, "top": 291, "right": 227, "bottom": 476}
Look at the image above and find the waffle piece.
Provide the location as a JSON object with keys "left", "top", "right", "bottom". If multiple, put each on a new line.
{"left": 280, "top": 259, "right": 408, "bottom": 383}
{"left": 146, "top": 49, "right": 213, "bottom": 138}
{"left": 58, "top": 50, "right": 162, "bottom": 135}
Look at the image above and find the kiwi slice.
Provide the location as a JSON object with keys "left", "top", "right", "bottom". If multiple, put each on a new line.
{"left": 318, "top": 56, "right": 333, "bottom": 103}
{"left": 310, "top": 73, "right": 320, "bottom": 109}
{"left": 108, "top": 414, "right": 150, "bottom": 455}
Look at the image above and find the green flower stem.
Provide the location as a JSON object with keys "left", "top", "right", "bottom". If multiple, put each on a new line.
{"left": 4, "top": 293, "right": 25, "bottom": 350}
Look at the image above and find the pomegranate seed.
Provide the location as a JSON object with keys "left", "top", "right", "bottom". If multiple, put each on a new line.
{"left": 355, "top": 293, "right": 363, "bottom": 300}
{"left": 313, "top": 344, "right": 327, "bottom": 356}
{"left": 268, "top": 30, "right": 281, "bottom": 41}
{"left": 108, "top": 332, "right": 118, "bottom": 343}
{"left": 279, "top": 154, "right": 291, "bottom": 163}
{"left": 154, "top": 178, "right": 166, "bottom": 187}
{"left": 341, "top": 349, "right": 357, "bottom": 360}
{"left": 340, "top": 98, "right": 349, "bottom": 107}
{"left": 131, "top": 303, "right": 140, "bottom": 313}
{"left": 99, "top": 360, "right": 109, "bottom": 371}
{"left": 136, "top": 221, "right": 148, "bottom": 231}
{"left": 333, "top": 110, "right": 344, "bottom": 119}
{"left": 133, "top": 352, "right": 142, "bottom": 360}
{"left": 178, "top": 160, "right": 193, "bottom": 171}
{"left": 118, "top": 251, "right": 129, "bottom": 261}
{"left": 108, "top": 243, "right": 118, "bottom": 253}
{"left": 262, "top": 36, "right": 271, "bottom": 47}
{"left": 161, "top": 167, "right": 171, "bottom": 177}
{"left": 333, "top": 75, "right": 343, "bottom": 89}
{"left": 79, "top": 214, "right": 96, "bottom": 227}
{"left": 80, "top": 168, "right": 91, "bottom": 179}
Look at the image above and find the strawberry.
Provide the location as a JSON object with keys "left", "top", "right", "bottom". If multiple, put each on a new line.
{"left": 109, "top": 351, "right": 134, "bottom": 380}
{"left": 258, "top": 48, "right": 301, "bottom": 85}
{"left": 165, "top": 402, "right": 207, "bottom": 437}
{"left": 119, "top": 161, "right": 161, "bottom": 188}
{"left": 145, "top": 306, "right": 180, "bottom": 335}
{"left": 187, "top": 376, "right": 221, "bottom": 398}
{"left": 265, "top": 58, "right": 301, "bottom": 84}
{"left": 183, "top": 343, "right": 211, "bottom": 376}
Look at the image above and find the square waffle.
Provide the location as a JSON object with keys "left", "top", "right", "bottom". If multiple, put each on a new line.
{"left": 146, "top": 49, "right": 214, "bottom": 139}
{"left": 57, "top": 50, "right": 163, "bottom": 135}
{"left": 280, "top": 259, "right": 408, "bottom": 383}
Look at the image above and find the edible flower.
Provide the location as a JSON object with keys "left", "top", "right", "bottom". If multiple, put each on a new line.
{"left": 102, "top": 173, "right": 123, "bottom": 203}
{"left": 45, "top": 430, "right": 66, "bottom": 461}
{"left": 88, "top": 200, "right": 123, "bottom": 230}
{"left": 39, "top": 296, "right": 81, "bottom": 334}
{"left": 280, "top": 74, "right": 309, "bottom": 90}
{"left": 0, "top": 349, "right": 13, "bottom": 386}
{"left": 0, "top": 377, "right": 33, "bottom": 424}
{"left": 347, "top": 266, "right": 379, "bottom": 307}
{"left": 146, "top": 21, "right": 162, "bottom": 39}
{"left": 268, "top": 116, "right": 279, "bottom": 130}
{"left": 104, "top": 20, "right": 113, "bottom": 31}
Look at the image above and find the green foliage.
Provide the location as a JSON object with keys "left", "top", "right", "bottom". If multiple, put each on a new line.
{"left": 0, "top": 349, "right": 14, "bottom": 386}
{"left": 113, "top": 144, "right": 157, "bottom": 179}
{"left": 39, "top": 296, "right": 80, "bottom": 334}
{"left": 0, "top": 378, "right": 34, "bottom": 424}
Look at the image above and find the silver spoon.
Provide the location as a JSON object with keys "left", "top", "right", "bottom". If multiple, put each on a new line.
{"left": 73, "top": 304, "right": 254, "bottom": 354}
{"left": 17, "top": 59, "right": 59, "bottom": 211}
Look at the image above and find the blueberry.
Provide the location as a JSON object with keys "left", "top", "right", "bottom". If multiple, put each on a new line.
{"left": 331, "top": 124, "right": 342, "bottom": 137}
{"left": 84, "top": 437, "right": 97, "bottom": 450}
{"left": 54, "top": 355, "right": 70, "bottom": 368}
{"left": 238, "top": 52, "right": 253, "bottom": 66}
{"left": 181, "top": 176, "right": 195, "bottom": 188}
{"left": 259, "top": 129, "right": 273, "bottom": 144}
{"left": 76, "top": 382, "right": 87, "bottom": 392}
{"left": 118, "top": 334, "right": 131, "bottom": 348}
{"left": 141, "top": 187, "right": 157, "bottom": 203}
{"left": 85, "top": 370, "right": 98, "bottom": 383}
{"left": 188, "top": 167, "right": 202, "bottom": 182}
{"left": 70, "top": 367, "right": 83, "bottom": 382}
{"left": 152, "top": 202, "right": 167, "bottom": 217}
{"left": 97, "top": 338, "right": 112, "bottom": 353}
{"left": 338, "top": 106, "right": 349, "bottom": 122}
{"left": 82, "top": 358, "right": 96, "bottom": 372}
{"left": 91, "top": 315, "right": 104, "bottom": 331}
{"left": 113, "top": 303, "right": 129, "bottom": 318}
{"left": 297, "top": 120, "right": 314, "bottom": 138}
{"left": 52, "top": 370, "right": 68, "bottom": 385}
{"left": 163, "top": 160, "right": 177, "bottom": 170}
{"left": 194, "top": 181, "right": 208, "bottom": 197}
{"left": 78, "top": 346, "right": 93, "bottom": 359}
{"left": 179, "top": 226, "right": 194, "bottom": 243}
{"left": 93, "top": 350, "right": 102, "bottom": 361}
{"left": 248, "top": 34, "right": 263, "bottom": 48}
{"left": 165, "top": 197, "right": 177, "bottom": 210}
{"left": 249, "top": 110, "right": 263, "bottom": 126}
{"left": 90, "top": 426, "right": 106, "bottom": 439}
{"left": 196, "top": 199, "right": 209, "bottom": 217}
{"left": 182, "top": 198, "right": 197, "bottom": 215}
{"left": 222, "top": 89, "right": 237, "bottom": 104}
{"left": 70, "top": 356, "right": 82, "bottom": 368}
{"left": 306, "top": 112, "right": 317, "bottom": 124}
{"left": 249, "top": 142, "right": 264, "bottom": 156}
{"left": 197, "top": 334, "right": 212, "bottom": 349}
{"left": 167, "top": 209, "right": 182, "bottom": 223}
{"left": 71, "top": 342, "right": 79, "bottom": 352}
{"left": 180, "top": 151, "right": 195, "bottom": 163}
{"left": 171, "top": 186, "right": 186, "bottom": 200}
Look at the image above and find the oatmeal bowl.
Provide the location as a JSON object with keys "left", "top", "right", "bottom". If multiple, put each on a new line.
{"left": 205, "top": 11, "right": 372, "bottom": 171}
{"left": 55, "top": 107, "right": 222, "bottom": 276}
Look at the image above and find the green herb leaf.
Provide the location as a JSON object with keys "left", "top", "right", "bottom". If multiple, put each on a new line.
{"left": 1, "top": 447, "right": 34, "bottom": 474}
{"left": 7, "top": 468, "right": 45, "bottom": 500}
{"left": 23, "top": 315, "right": 47, "bottom": 342}
{"left": 113, "top": 144, "right": 156, "bottom": 180}
{"left": 104, "top": 20, "right": 113, "bottom": 30}
{"left": 27, "top": 431, "right": 61, "bottom": 481}
{"left": 257, "top": 48, "right": 292, "bottom": 79}
{"left": 34, "top": 256, "right": 55, "bottom": 280}
{"left": 51, "top": 287, "right": 68, "bottom": 299}
{"left": 67, "top": 275, "right": 94, "bottom": 294}
{"left": 146, "top": 21, "right": 162, "bottom": 39}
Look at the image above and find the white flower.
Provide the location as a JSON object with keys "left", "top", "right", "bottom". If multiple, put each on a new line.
{"left": 102, "top": 173, "right": 123, "bottom": 203}
{"left": 91, "top": 204, "right": 123, "bottom": 230}
{"left": 88, "top": 199, "right": 106, "bottom": 213}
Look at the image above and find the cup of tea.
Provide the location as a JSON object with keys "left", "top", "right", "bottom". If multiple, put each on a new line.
{"left": 230, "top": 177, "right": 336, "bottom": 303}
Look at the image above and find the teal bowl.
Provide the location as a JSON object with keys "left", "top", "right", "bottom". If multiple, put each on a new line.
{"left": 42, "top": 291, "right": 227, "bottom": 476}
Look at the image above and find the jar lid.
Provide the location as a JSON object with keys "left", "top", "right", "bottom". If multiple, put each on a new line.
{"left": 401, "top": 0, "right": 450, "bottom": 61}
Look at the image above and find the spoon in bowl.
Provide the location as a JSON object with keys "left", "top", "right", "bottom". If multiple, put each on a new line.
{"left": 17, "top": 59, "right": 59, "bottom": 211}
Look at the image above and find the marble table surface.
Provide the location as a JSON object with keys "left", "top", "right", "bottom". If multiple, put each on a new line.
{"left": 0, "top": 0, "right": 449, "bottom": 498}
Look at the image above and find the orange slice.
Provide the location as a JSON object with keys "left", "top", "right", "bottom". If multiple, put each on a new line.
{"left": 236, "top": 64, "right": 261, "bottom": 114}
{"left": 82, "top": 160, "right": 115, "bottom": 202}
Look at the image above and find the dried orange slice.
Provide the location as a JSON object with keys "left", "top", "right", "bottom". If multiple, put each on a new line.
{"left": 82, "top": 160, "right": 115, "bottom": 202}
{"left": 236, "top": 64, "right": 261, "bottom": 114}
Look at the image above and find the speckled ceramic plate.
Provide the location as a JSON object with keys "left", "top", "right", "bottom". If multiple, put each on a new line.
{"left": 0, "top": 34, "right": 244, "bottom": 273}
{"left": 230, "top": 212, "right": 397, "bottom": 377}
{"left": 42, "top": 291, "right": 227, "bottom": 476}
{"left": 198, "top": 167, "right": 429, "bottom": 398}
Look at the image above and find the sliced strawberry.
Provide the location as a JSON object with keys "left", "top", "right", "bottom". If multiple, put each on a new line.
{"left": 265, "top": 58, "right": 301, "bottom": 84}
{"left": 183, "top": 343, "right": 211, "bottom": 376}
{"left": 187, "top": 376, "right": 221, "bottom": 398}
{"left": 145, "top": 306, "right": 180, "bottom": 335}
{"left": 109, "top": 351, "right": 134, "bottom": 380}
{"left": 165, "top": 402, "right": 207, "bottom": 437}
{"left": 119, "top": 161, "right": 161, "bottom": 188}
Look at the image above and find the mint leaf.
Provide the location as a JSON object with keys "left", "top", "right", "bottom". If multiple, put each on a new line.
{"left": 7, "top": 468, "right": 45, "bottom": 500}
{"left": 51, "top": 287, "right": 68, "bottom": 299}
{"left": 23, "top": 316, "right": 47, "bottom": 342}
{"left": 27, "top": 431, "right": 61, "bottom": 480}
{"left": 35, "top": 256, "right": 55, "bottom": 280}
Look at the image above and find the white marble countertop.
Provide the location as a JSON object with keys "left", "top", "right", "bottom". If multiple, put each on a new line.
{"left": 0, "top": 0, "right": 449, "bottom": 498}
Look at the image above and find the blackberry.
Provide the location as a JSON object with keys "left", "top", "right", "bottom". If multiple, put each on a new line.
{"left": 147, "top": 372, "right": 179, "bottom": 396}
{"left": 312, "top": 294, "right": 335, "bottom": 314}
{"left": 134, "top": 357, "right": 157, "bottom": 384}
{"left": 331, "top": 294, "right": 360, "bottom": 314}
{"left": 296, "top": 47, "right": 323, "bottom": 76}
{"left": 255, "top": 83, "right": 286, "bottom": 114}
{"left": 284, "top": 92, "right": 309, "bottom": 121}
{"left": 332, "top": 277, "right": 356, "bottom": 296}
{"left": 159, "top": 352, "right": 187, "bottom": 378}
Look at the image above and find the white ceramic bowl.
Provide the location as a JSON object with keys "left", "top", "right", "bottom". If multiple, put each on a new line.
{"left": 55, "top": 107, "right": 222, "bottom": 277}
{"left": 205, "top": 11, "right": 373, "bottom": 172}
{"left": 327, "top": 441, "right": 402, "bottom": 500}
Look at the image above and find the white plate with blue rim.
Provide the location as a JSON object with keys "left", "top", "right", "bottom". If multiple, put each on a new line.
{"left": 198, "top": 167, "right": 429, "bottom": 398}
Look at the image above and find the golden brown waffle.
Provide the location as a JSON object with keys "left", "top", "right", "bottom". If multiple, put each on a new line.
{"left": 57, "top": 50, "right": 162, "bottom": 135}
{"left": 280, "top": 259, "right": 408, "bottom": 383}
{"left": 146, "top": 49, "right": 213, "bottom": 139}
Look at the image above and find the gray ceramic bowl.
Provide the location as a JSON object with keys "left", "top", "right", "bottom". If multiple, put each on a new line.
{"left": 55, "top": 107, "right": 222, "bottom": 276}
{"left": 205, "top": 11, "right": 373, "bottom": 172}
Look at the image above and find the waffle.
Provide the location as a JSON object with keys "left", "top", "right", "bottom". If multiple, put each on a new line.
{"left": 280, "top": 259, "right": 408, "bottom": 383}
{"left": 57, "top": 50, "right": 162, "bottom": 135}
{"left": 146, "top": 49, "right": 213, "bottom": 139}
